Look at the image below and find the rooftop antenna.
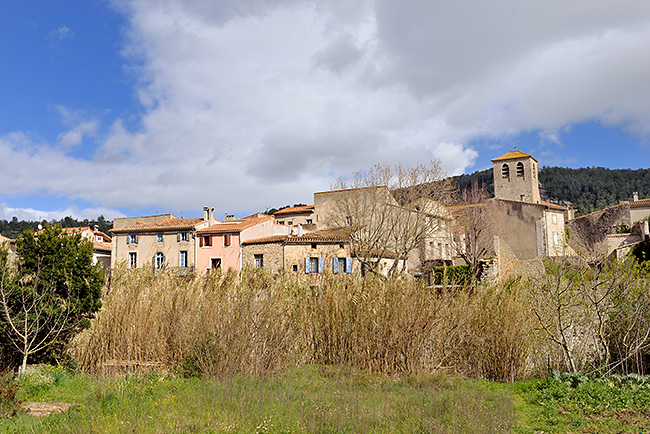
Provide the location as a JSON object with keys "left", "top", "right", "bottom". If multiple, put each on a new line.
{"left": 180, "top": 210, "right": 183, "bottom": 218}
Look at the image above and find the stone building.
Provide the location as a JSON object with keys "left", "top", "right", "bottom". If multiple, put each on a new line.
{"left": 241, "top": 227, "right": 402, "bottom": 280}
{"left": 566, "top": 196, "right": 650, "bottom": 260}
{"left": 450, "top": 150, "right": 574, "bottom": 275}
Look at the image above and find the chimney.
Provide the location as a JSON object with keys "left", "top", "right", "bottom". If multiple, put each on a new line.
{"left": 225, "top": 214, "right": 237, "bottom": 221}
{"left": 203, "top": 207, "right": 215, "bottom": 226}
{"left": 297, "top": 223, "right": 303, "bottom": 237}
{"left": 633, "top": 192, "right": 639, "bottom": 202}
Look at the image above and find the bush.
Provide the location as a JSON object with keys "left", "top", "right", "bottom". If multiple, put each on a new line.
{"left": 0, "top": 372, "right": 22, "bottom": 419}
{"left": 433, "top": 264, "right": 472, "bottom": 285}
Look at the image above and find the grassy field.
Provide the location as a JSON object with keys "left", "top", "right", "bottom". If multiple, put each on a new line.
{"left": 3, "top": 366, "right": 650, "bottom": 433}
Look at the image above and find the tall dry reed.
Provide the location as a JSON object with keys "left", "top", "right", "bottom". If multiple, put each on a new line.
{"left": 72, "top": 267, "right": 537, "bottom": 380}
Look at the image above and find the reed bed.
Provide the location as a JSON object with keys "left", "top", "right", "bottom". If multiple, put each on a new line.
{"left": 72, "top": 267, "right": 536, "bottom": 381}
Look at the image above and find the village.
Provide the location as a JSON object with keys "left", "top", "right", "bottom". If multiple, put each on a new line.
{"left": 21, "top": 149, "right": 643, "bottom": 283}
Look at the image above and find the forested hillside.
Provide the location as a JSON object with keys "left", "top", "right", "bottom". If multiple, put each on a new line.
{"left": 450, "top": 166, "right": 650, "bottom": 216}
{"left": 0, "top": 216, "right": 112, "bottom": 239}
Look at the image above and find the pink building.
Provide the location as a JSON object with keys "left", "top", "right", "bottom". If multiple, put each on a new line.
{"left": 195, "top": 216, "right": 288, "bottom": 273}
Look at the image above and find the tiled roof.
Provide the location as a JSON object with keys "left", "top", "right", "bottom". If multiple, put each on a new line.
{"left": 111, "top": 217, "right": 207, "bottom": 233}
{"left": 93, "top": 241, "right": 112, "bottom": 252}
{"left": 196, "top": 217, "right": 272, "bottom": 234}
{"left": 243, "top": 227, "right": 355, "bottom": 246}
{"left": 273, "top": 205, "right": 314, "bottom": 216}
{"left": 241, "top": 235, "right": 288, "bottom": 246}
{"left": 491, "top": 150, "right": 538, "bottom": 163}
{"left": 628, "top": 198, "right": 650, "bottom": 207}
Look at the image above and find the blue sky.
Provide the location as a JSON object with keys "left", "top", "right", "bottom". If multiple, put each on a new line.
{"left": 1, "top": 0, "right": 649, "bottom": 222}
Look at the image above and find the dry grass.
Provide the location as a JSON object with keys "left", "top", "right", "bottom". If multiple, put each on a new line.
{"left": 72, "top": 267, "right": 537, "bottom": 380}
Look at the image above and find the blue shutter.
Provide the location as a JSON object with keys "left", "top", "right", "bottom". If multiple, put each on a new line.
{"left": 318, "top": 257, "right": 324, "bottom": 274}
{"left": 305, "top": 257, "right": 310, "bottom": 274}
{"left": 333, "top": 258, "right": 339, "bottom": 274}
{"left": 345, "top": 257, "right": 352, "bottom": 274}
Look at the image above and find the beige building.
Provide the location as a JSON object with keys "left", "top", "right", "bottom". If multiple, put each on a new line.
{"left": 450, "top": 150, "right": 573, "bottom": 271}
{"left": 111, "top": 207, "right": 219, "bottom": 271}
{"left": 60, "top": 226, "right": 112, "bottom": 271}
{"left": 273, "top": 205, "right": 316, "bottom": 230}
{"left": 312, "top": 186, "right": 453, "bottom": 275}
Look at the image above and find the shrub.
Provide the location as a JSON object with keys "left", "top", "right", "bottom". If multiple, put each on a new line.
{"left": 433, "top": 264, "right": 472, "bottom": 285}
{"left": 0, "top": 371, "right": 21, "bottom": 419}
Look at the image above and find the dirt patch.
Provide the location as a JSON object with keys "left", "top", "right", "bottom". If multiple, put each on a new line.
{"left": 23, "top": 402, "right": 72, "bottom": 417}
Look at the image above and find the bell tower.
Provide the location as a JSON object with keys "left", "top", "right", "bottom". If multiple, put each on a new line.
{"left": 491, "top": 150, "right": 540, "bottom": 203}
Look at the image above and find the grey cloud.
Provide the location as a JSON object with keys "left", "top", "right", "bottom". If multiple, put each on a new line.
{"left": 312, "top": 34, "right": 364, "bottom": 73}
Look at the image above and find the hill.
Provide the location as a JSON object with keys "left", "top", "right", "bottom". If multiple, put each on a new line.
{"left": 450, "top": 166, "right": 650, "bottom": 216}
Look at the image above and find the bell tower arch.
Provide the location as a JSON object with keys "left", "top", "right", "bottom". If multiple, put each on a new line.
{"left": 491, "top": 150, "right": 540, "bottom": 203}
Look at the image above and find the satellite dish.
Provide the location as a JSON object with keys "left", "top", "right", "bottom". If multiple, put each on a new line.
{"left": 38, "top": 224, "right": 43, "bottom": 230}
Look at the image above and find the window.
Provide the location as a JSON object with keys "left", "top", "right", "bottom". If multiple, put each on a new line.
{"left": 279, "top": 221, "right": 285, "bottom": 225}
{"left": 306, "top": 219, "right": 312, "bottom": 224}
{"left": 333, "top": 257, "right": 351, "bottom": 274}
{"left": 292, "top": 264, "right": 298, "bottom": 272}
{"left": 128, "top": 252, "right": 137, "bottom": 269}
{"left": 128, "top": 234, "right": 138, "bottom": 244}
{"left": 224, "top": 233, "right": 232, "bottom": 247}
{"left": 210, "top": 258, "right": 221, "bottom": 269}
{"left": 156, "top": 233, "right": 163, "bottom": 242}
{"left": 516, "top": 162, "right": 524, "bottom": 177}
{"left": 199, "top": 235, "right": 212, "bottom": 247}
{"left": 178, "top": 232, "right": 189, "bottom": 242}
{"left": 502, "top": 163, "right": 510, "bottom": 179}
{"left": 553, "top": 232, "right": 559, "bottom": 248}
{"left": 155, "top": 252, "right": 165, "bottom": 269}
{"left": 254, "top": 254, "right": 264, "bottom": 268}
{"left": 305, "top": 257, "right": 323, "bottom": 274}
{"left": 179, "top": 251, "right": 187, "bottom": 268}
{"left": 288, "top": 221, "right": 293, "bottom": 226}
{"left": 311, "top": 243, "right": 317, "bottom": 249}
{"left": 96, "top": 235, "right": 103, "bottom": 242}
{"left": 552, "top": 214, "right": 557, "bottom": 224}
{"left": 345, "top": 216, "right": 353, "bottom": 226}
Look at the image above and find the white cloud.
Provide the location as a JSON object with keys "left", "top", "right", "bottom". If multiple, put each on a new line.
{"left": 50, "top": 25, "right": 72, "bottom": 40}
{"left": 0, "top": 203, "right": 125, "bottom": 223}
{"left": 3, "top": 0, "right": 650, "bottom": 218}
{"left": 57, "top": 120, "right": 99, "bottom": 148}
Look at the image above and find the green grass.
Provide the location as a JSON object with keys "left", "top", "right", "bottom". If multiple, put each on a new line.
{"left": 2, "top": 365, "right": 512, "bottom": 434}
{"left": 5, "top": 366, "right": 650, "bottom": 433}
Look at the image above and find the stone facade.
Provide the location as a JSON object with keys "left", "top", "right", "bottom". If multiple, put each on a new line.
{"left": 492, "top": 150, "right": 541, "bottom": 204}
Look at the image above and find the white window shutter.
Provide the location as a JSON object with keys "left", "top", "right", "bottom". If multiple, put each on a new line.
{"left": 305, "top": 257, "right": 310, "bottom": 274}
{"left": 333, "top": 258, "right": 338, "bottom": 274}
{"left": 346, "top": 257, "right": 352, "bottom": 274}
{"left": 318, "top": 257, "right": 323, "bottom": 274}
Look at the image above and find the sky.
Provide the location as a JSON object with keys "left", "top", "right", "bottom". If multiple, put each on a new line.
{"left": 1, "top": 0, "right": 650, "bottom": 222}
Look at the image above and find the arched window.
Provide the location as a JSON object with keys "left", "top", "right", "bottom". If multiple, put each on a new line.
{"left": 155, "top": 252, "right": 165, "bottom": 269}
{"left": 516, "top": 162, "right": 524, "bottom": 177}
{"left": 501, "top": 163, "right": 510, "bottom": 179}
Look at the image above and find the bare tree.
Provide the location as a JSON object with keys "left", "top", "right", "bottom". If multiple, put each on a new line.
{"left": 0, "top": 225, "right": 102, "bottom": 375}
{"left": 450, "top": 180, "right": 497, "bottom": 273}
{"left": 0, "top": 249, "right": 75, "bottom": 375}
{"left": 323, "top": 160, "right": 455, "bottom": 276}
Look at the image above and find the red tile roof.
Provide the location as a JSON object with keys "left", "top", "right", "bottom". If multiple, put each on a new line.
{"left": 111, "top": 217, "right": 208, "bottom": 233}
{"left": 273, "top": 205, "right": 314, "bottom": 216}
{"left": 491, "top": 150, "right": 538, "bottom": 163}
{"left": 196, "top": 217, "right": 272, "bottom": 234}
{"left": 243, "top": 227, "right": 354, "bottom": 246}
